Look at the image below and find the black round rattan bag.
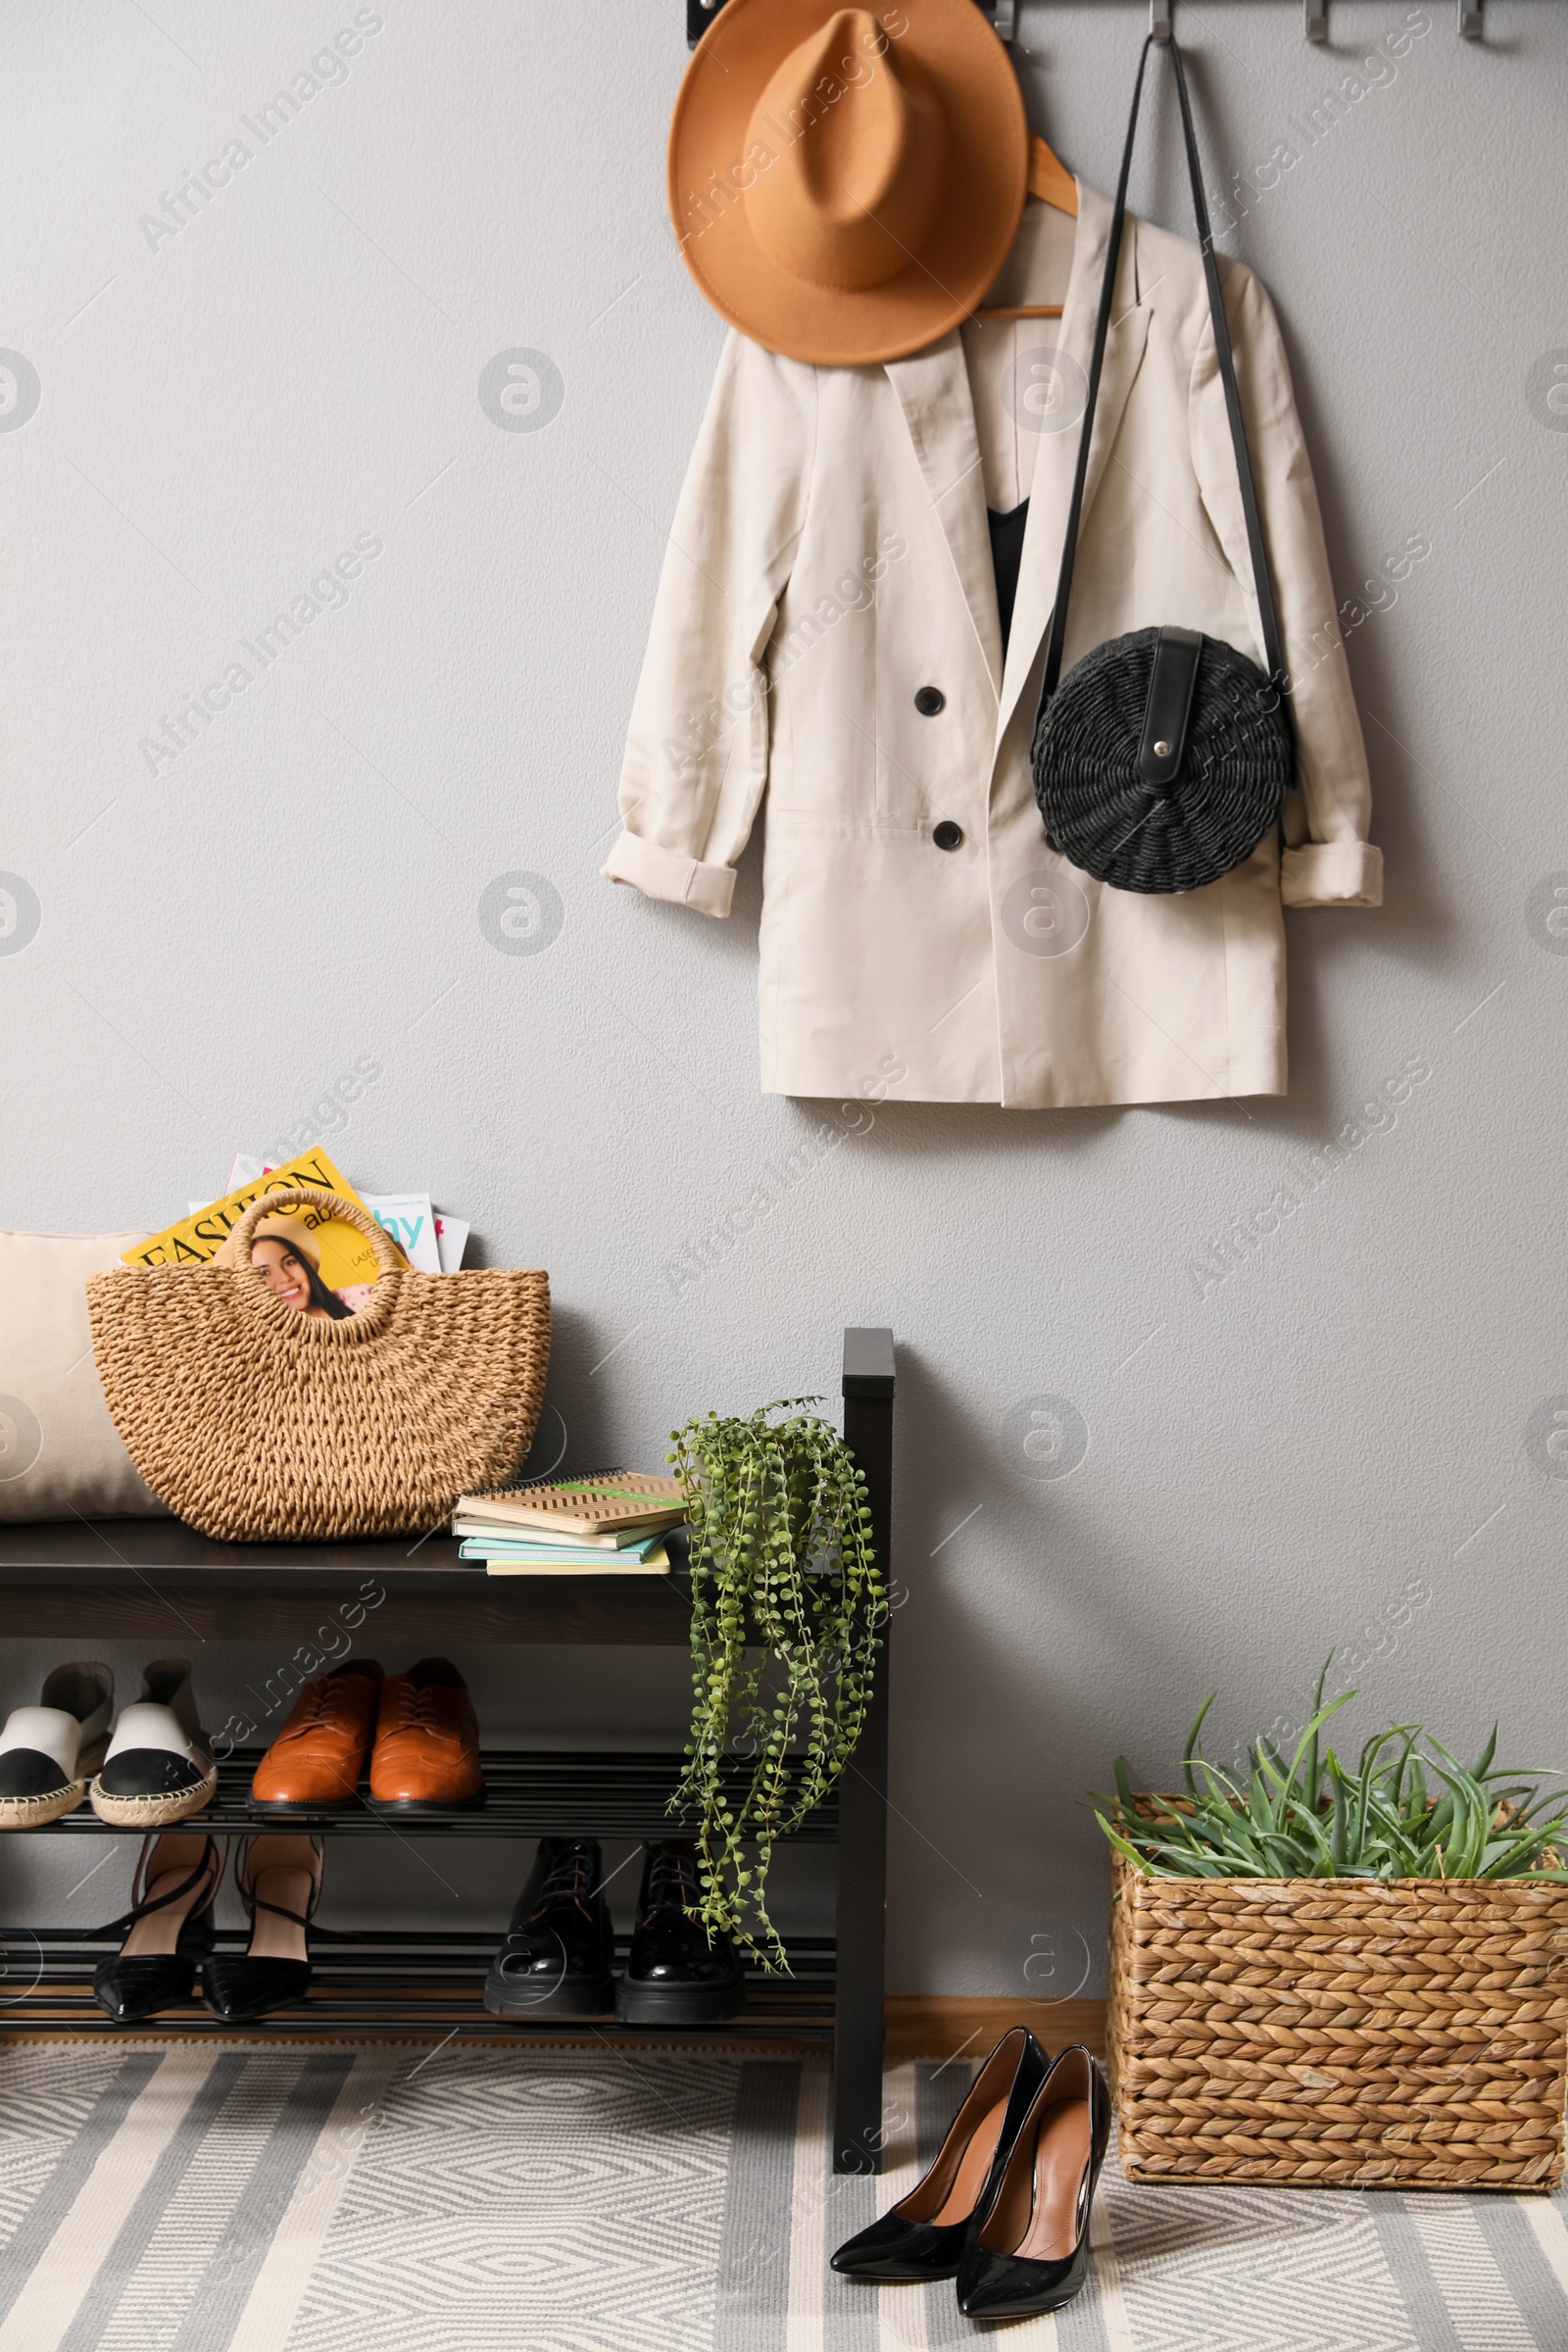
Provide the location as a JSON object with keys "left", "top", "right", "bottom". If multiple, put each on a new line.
{"left": 1029, "top": 35, "right": 1298, "bottom": 899}
{"left": 1032, "top": 627, "right": 1293, "bottom": 896}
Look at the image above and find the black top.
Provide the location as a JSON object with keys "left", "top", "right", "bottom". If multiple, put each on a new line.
{"left": 988, "top": 500, "right": 1029, "bottom": 660}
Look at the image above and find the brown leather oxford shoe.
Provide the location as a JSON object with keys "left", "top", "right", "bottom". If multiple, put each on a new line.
{"left": 252, "top": 1661, "right": 382, "bottom": 1807}
{"left": 368, "top": 1658, "right": 484, "bottom": 1810}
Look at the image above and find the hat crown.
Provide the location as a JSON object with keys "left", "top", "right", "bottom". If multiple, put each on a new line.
{"left": 249, "top": 1213, "right": 321, "bottom": 1266}
{"left": 667, "top": 0, "right": 1027, "bottom": 367}
{"left": 746, "top": 10, "right": 950, "bottom": 293}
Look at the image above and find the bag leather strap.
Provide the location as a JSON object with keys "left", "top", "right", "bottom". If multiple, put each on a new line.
{"left": 1038, "top": 34, "right": 1288, "bottom": 710}
{"left": 1138, "top": 625, "right": 1202, "bottom": 787}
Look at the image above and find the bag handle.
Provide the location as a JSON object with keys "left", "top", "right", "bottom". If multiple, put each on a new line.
{"left": 227, "top": 1186, "right": 405, "bottom": 1276}
{"left": 1038, "top": 34, "right": 1287, "bottom": 711}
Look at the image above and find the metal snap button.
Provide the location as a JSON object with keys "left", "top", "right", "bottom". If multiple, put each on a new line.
{"left": 932, "top": 820, "right": 964, "bottom": 852}
{"left": 913, "top": 686, "right": 946, "bottom": 716}
{"left": 1153, "top": 739, "right": 1171, "bottom": 758}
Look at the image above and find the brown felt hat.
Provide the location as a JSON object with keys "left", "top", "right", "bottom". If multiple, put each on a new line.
{"left": 668, "top": 0, "right": 1028, "bottom": 368}
{"left": 215, "top": 1212, "right": 321, "bottom": 1271}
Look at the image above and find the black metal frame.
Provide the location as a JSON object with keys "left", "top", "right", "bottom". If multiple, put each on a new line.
{"left": 0, "top": 1326, "right": 895, "bottom": 2173}
{"left": 683, "top": 0, "right": 1489, "bottom": 41}
{"left": 686, "top": 0, "right": 1015, "bottom": 44}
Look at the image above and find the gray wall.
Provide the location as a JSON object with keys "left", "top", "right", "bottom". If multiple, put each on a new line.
{"left": 2, "top": 1, "right": 1565, "bottom": 1991}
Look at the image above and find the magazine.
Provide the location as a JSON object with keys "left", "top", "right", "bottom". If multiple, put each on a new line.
{"left": 362, "top": 1195, "right": 441, "bottom": 1274}
{"left": 432, "top": 1212, "right": 469, "bottom": 1273}
{"left": 129, "top": 1147, "right": 396, "bottom": 1319}
{"left": 220, "top": 1153, "right": 468, "bottom": 1271}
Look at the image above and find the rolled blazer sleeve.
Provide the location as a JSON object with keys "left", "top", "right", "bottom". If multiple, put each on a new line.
{"left": 1194, "top": 267, "right": 1383, "bottom": 910}
{"left": 603, "top": 332, "right": 816, "bottom": 918}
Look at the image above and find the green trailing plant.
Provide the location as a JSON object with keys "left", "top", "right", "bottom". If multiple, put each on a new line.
{"left": 667, "top": 1396, "right": 883, "bottom": 1968}
{"left": 1095, "top": 1658, "right": 1568, "bottom": 1883}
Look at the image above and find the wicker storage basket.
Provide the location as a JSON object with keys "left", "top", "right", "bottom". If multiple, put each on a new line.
{"left": 86, "top": 1187, "right": 550, "bottom": 1542}
{"left": 1107, "top": 1848, "right": 1568, "bottom": 2190}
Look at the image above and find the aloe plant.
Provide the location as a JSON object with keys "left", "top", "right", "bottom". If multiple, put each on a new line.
{"left": 1095, "top": 1658, "right": 1568, "bottom": 1882}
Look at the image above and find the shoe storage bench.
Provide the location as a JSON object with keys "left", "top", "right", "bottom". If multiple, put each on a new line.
{"left": 0, "top": 1327, "right": 895, "bottom": 2173}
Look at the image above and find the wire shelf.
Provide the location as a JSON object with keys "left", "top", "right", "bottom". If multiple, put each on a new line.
{"left": 0, "top": 1928, "right": 837, "bottom": 2041}
{"left": 10, "top": 1748, "right": 840, "bottom": 1842}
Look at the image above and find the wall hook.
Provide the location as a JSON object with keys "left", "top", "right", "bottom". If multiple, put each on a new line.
{"left": 685, "top": 0, "right": 1488, "bottom": 49}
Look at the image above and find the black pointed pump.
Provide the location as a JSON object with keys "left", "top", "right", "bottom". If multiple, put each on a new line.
{"left": 92, "top": 1834, "right": 222, "bottom": 2022}
{"left": 830, "top": 2027, "right": 1050, "bottom": 2282}
{"left": 202, "top": 1835, "right": 322, "bottom": 2023}
{"left": 956, "top": 2044, "right": 1111, "bottom": 2320}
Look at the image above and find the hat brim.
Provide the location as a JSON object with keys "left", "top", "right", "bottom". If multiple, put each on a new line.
{"left": 668, "top": 0, "right": 1027, "bottom": 368}
{"left": 250, "top": 1217, "right": 322, "bottom": 1269}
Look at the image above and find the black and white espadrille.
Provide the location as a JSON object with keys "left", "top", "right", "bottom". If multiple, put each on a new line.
{"left": 0, "top": 1663, "right": 115, "bottom": 1828}
{"left": 90, "top": 1660, "right": 218, "bottom": 1828}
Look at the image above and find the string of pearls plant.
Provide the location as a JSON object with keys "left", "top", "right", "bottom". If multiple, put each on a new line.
{"left": 667, "top": 1396, "right": 883, "bottom": 1969}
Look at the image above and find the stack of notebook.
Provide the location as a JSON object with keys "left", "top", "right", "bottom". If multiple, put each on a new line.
{"left": 453, "top": 1473, "right": 686, "bottom": 1577}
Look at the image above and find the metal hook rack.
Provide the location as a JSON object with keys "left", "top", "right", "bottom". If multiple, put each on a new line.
{"left": 685, "top": 0, "right": 1487, "bottom": 47}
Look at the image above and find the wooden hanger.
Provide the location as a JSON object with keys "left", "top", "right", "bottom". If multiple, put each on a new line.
{"left": 1026, "top": 134, "right": 1078, "bottom": 219}
{"left": 973, "top": 133, "right": 1077, "bottom": 322}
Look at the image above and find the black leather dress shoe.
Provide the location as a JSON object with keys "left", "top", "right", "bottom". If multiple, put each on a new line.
{"left": 831, "top": 2027, "right": 1050, "bottom": 2281}
{"left": 92, "top": 1835, "right": 221, "bottom": 2023}
{"left": 956, "top": 2045, "right": 1111, "bottom": 2319}
{"left": 484, "top": 1838, "right": 614, "bottom": 2017}
{"left": 615, "top": 1840, "right": 745, "bottom": 2025}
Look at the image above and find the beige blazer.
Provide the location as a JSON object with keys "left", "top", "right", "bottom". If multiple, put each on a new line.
{"left": 604, "top": 179, "right": 1382, "bottom": 1109}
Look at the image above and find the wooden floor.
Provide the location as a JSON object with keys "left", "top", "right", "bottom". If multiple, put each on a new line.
{"left": 885, "top": 1994, "right": 1107, "bottom": 2061}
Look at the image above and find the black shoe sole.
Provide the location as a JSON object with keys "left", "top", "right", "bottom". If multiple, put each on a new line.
{"left": 251, "top": 1799, "right": 357, "bottom": 1814}
{"left": 958, "top": 2282, "right": 1089, "bottom": 2320}
{"left": 614, "top": 1973, "right": 747, "bottom": 2026}
{"left": 483, "top": 1972, "right": 614, "bottom": 2019}
{"left": 366, "top": 1791, "right": 487, "bottom": 1812}
{"left": 832, "top": 2259, "right": 963, "bottom": 2282}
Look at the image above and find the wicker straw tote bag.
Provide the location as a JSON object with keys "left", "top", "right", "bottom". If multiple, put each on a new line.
{"left": 85, "top": 1187, "right": 550, "bottom": 1542}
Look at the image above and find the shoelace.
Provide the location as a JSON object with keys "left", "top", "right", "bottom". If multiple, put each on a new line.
{"left": 383, "top": 1683, "right": 460, "bottom": 1741}
{"left": 520, "top": 1844, "right": 599, "bottom": 1928}
{"left": 284, "top": 1680, "right": 345, "bottom": 1734}
{"left": 643, "top": 1844, "right": 701, "bottom": 1917}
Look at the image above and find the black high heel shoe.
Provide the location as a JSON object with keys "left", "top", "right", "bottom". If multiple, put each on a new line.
{"left": 956, "top": 2045, "right": 1111, "bottom": 2320}
{"left": 202, "top": 1835, "right": 322, "bottom": 2022}
{"left": 92, "top": 1834, "right": 222, "bottom": 2022}
{"left": 830, "top": 2028, "right": 1050, "bottom": 2282}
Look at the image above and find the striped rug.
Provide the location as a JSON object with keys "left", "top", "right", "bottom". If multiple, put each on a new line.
{"left": 0, "top": 2042, "right": 1565, "bottom": 2350}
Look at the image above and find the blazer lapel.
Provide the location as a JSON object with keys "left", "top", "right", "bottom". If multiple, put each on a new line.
{"left": 884, "top": 336, "right": 1004, "bottom": 698}
{"left": 996, "top": 182, "right": 1151, "bottom": 748}
{"left": 1188, "top": 292, "right": 1271, "bottom": 671}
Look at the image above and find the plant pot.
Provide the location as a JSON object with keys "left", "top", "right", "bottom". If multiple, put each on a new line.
{"left": 1106, "top": 1848, "right": 1568, "bottom": 2190}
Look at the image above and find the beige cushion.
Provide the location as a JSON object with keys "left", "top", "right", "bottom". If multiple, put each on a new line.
{"left": 0, "top": 1230, "right": 169, "bottom": 1520}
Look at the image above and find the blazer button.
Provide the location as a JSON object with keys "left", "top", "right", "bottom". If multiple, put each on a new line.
{"left": 932, "top": 820, "right": 964, "bottom": 852}
{"left": 913, "top": 686, "right": 946, "bottom": 716}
